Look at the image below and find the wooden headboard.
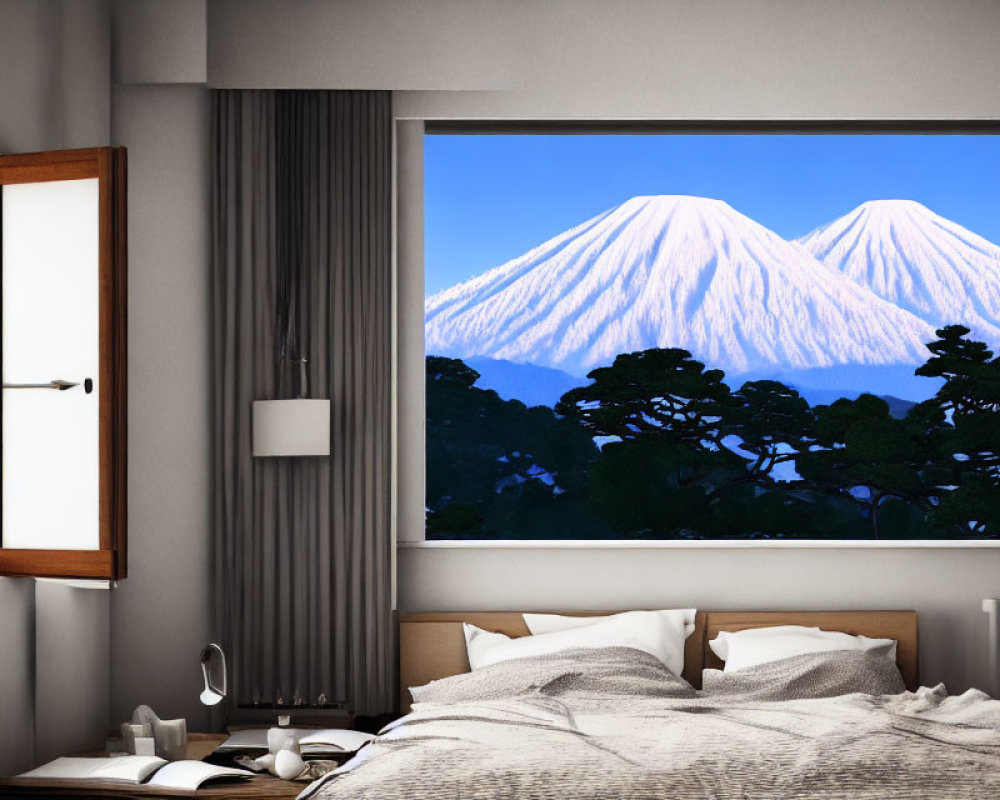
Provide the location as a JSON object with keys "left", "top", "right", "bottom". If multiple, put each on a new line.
{"left": 398, "top": 610, "right": 918, "bottom": 711}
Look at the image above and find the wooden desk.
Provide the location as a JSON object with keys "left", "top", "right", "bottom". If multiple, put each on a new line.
{"left": 0, "top": 735, "right": 303, "bottom": 799}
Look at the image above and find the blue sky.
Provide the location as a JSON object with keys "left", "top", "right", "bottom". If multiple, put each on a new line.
{"left": 425, "top": 134, "right": 1000, "bottom": 295}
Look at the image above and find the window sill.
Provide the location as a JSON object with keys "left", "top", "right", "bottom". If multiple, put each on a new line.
{"left": 35, "top": 577, "right": 113, "bottom": 589}
{"left": 397, "top": 539, "right": 1000, "bottom": 550}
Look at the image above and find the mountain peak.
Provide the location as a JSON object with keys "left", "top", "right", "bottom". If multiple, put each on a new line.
{"left": 426, "top": 196, "right": 935, "bottom": 378}
{"left": 800, "top": 201, "right": 1000, "bottom": 346}
{"left": 848, "top": 199, "right": 949, "bottom": 225}
{"left": 855, "top": 198, "right": 932, "bottom": 213}
{"left": 615, "top": 194, "right": 738, "bottom": 221}
{"left": 623, "top": 194, "right": 731, "bottom": 209}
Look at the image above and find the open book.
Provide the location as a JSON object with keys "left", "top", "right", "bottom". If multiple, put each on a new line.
{"left": 219, "top": 727, "right": 376, "bottom": 755}
{"left": 299, "top": 729, "right": 375, "bottom": 754}
{"left": 146, "top": 761, "right": 253, "bottom": 791}
{"left": 18, "top": 756, "right": 252, "bottom": 790}
{"left": 19, "top": 757, "right": 166, "bottom": 784}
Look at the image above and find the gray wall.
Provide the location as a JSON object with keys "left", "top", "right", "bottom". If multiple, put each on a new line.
{"left": 113, "top": 0, "right": 207, "bottom": 85}
{"left": 0, "top": 579, "right": 34, "bottom": 776}
{"left": 33, "top": 582, "right": 111, "bottom": 765}
{"left": 207, "top": 0, "right": 518, "bottom": 90}
{"left": 0, "top": 0, "right": 111, "bottom": 152}
{"left": 107, "top": 0, "right": 213, "bottom": 730}
{"left": 0, "top": 0, "right": 114, "bottom": 775}
{"left": 0, "top": 0, "right": 41, "bottom": 740}
{"left": 109, "top": 81, "right": 212, "bottom": 730}
{"left": 207, "top": 0, "right": 1000, "bottom": 119}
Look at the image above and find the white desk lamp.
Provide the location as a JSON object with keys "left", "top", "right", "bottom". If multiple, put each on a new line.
{"left": 199, "top": 643, "right": 228, "bottom": 706}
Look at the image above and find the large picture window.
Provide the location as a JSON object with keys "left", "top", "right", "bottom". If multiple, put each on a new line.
{"left": 424, "top": 130, "right": 1000, "bottom": 541}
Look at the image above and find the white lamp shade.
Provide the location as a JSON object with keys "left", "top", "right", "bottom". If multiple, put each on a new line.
{"left": 252, "top": 399, "right": 330, "bottom": 456}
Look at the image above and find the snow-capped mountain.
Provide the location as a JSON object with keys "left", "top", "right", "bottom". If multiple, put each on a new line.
{"left": 798, "top": 199, "right": 1000, "bottom": 346}
{"left": 425, "top": 195, "right": 936, "bottom": 378}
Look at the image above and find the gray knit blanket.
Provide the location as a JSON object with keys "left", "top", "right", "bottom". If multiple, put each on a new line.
{"left": 303, "top": 647, "right": 1000, "bottom": 800}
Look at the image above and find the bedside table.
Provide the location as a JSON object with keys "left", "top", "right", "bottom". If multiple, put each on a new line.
{"left": 0, "top": 735, "right": 303, "bottom": 799}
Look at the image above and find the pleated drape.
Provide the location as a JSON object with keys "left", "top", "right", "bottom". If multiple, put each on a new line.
{"left": 212, "top": 90, "right": 393, "bottom": 715}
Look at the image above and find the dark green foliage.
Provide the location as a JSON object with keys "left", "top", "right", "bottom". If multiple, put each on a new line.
{"left": 916, "top": 325, "right": 1000, "bottom": 416}
{"left": 915, "top": 326, "right": 1000, "bottom": 536}
{"left": 932, "top": 476, "right": 999, "bottom": 537}
{"left": 796, "top": 394, "right": 944, "bottom": 538}
{"left": 425, "top": 356, "right": 611, "bottom": 540}
{"left": 426, "top": 325, "right": 1000, "bottom": 540}
{"left": 555, "top": 349, "right": 734, "bottom": 446}
{"left": 425, "top": 504, "right": 487, "bottom": 538}
{"left": 727, "top": 381, "right": 815, "bottom": 482}
{"left": 586, "top": 440, "right": 730, "bottom": 538}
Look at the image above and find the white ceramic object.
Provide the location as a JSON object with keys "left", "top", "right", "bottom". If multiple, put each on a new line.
{"left": 267, "top": 726, "right": 301, "bottom": 755}
{"left": 274, "top": 749, "right": 306, "bottom": 780}
{"left": 134, "top": 737, "right": 156, "bottom": 757}
{"left": 120, "top": 721, "right": 151, "bottom": 754}
{"left": 153, "top": 717, "right": 187, "bottom": 761}
{"left": 129, "top": 705, "right": 188, "bottom": 761}
{"left": 254, "top": 753, "right": 276, "bottom": 773}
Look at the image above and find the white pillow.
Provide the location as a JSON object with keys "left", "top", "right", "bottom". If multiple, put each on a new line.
{"left": 465, "top": 608, "right": 696, "bottom": 677}
{"left": 523, "top": 609, "right": 696, "bottom": 637}
{"left": 522, "top": 609, "right": 696, "bottom": 677}
{"left": 709, "top": 625, "right": 898, "bottom": 673}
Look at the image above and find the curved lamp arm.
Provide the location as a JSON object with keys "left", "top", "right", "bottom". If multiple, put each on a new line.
{"left": 199, "top": 643, "right": 227, "bottom": 706}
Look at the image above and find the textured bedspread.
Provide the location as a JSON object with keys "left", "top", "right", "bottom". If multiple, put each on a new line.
{"left": 303, "top": 648, "right": 1000, "bottom": 800}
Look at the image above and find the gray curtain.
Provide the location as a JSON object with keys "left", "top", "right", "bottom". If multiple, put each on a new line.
{"left": 212, "top": 90, "right": 393, "bottom": 715}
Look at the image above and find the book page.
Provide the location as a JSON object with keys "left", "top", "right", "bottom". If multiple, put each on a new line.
{"left": 18, "top": 756, "right": 166, "bottom": 783}
{"left": 146, "top": 760, "right": 252, "bottom": 791}
{"left": 299, "top": 729, "right": 375, "bottom": 752}
{"left": 218, "top": 727, "right": 376, "bottom": 753}
{"left": 217, "top": 728, "right": 270, "bottom": 751}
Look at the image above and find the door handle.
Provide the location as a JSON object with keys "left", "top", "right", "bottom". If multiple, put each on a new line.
{"left": 2, "top": 379, "right": 81, "bottom": 391}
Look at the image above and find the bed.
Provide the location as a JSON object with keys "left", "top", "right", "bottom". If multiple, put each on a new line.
{"left": 302, "top": 610, "right": 1000, "bottom": 800}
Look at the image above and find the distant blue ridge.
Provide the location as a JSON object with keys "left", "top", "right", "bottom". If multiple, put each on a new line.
{"left": 465, "top": 356, "right": 938, "bottom": 419}
{"left": 466, "top": 357, "right": 583, "bottom": 408}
